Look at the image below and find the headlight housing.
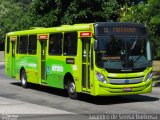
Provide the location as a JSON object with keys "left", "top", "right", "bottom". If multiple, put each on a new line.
{"left": 96, "top": 71, "right": 107, "bottom": 84}
{"left": 145, "top": 72, "right": 152, "bottom": 81}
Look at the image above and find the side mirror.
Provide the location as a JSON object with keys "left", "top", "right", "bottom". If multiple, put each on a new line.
{"left": 94, "top": 40, "right": 98, "bottom": 51}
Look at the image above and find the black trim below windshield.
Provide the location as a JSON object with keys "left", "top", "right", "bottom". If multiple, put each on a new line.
{"left": 106, "top": 67, "right": 147, "bottom": 73}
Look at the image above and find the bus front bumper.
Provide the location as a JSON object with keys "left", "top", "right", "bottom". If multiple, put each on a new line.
{"left": 94, "top": 79, "right": 152, "bottom": 96}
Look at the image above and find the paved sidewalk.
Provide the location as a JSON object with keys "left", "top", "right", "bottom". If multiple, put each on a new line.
{"left": 0, "top": 96, "right": 74, "bottom": 114}
{"left": 0, "top": 51, "right": 4, "bottom": 62}
{"left": 0, "top": 62, "right": 4, "bottom": 65}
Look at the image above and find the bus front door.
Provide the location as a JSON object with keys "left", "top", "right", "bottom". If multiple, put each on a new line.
{"left": 82, "top": 38, "right": 91, "bottom": 92}
{"left": 40, "top": 40, "right": 47, "bottom": 83}
{"left": 11, "top": 41, "right": 16, "bottom": 77}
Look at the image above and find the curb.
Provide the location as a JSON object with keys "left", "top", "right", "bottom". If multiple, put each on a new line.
{"left": 152, "top": 80, "right": 160, "bottom": 87}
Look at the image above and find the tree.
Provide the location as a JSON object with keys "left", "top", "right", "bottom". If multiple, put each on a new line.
{"left": 61, "top": 0, "right": 119, "bottom": 24}
{"left": 0, "top": 0, "right": 120, "bottom": 51}
{"left": 29, "top": 0, "right": 120, "bottom": 26}
{"left": 0, "top": 0, "right": 31, "bottom": 42}
{"left": 120, "top": 0, "right": 160, "bottom": 59}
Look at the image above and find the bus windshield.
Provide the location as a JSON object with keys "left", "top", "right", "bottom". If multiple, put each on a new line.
{"left": 95, "top": 36, "right": 152, "bottom": 72}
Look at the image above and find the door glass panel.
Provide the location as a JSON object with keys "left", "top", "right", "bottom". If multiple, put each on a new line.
{"left": 11, "top": 41, "right": 15, "bottom": 76}
{"left": 41, "top": 41, "right": 46, "bottom": 80}
{"left": 82, "top": 38, "right": 90, "bottom": 89}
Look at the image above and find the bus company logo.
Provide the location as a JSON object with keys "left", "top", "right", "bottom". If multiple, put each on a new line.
{"left": 28, "top": 63, "right": 37, "bottom": 68}
{"left": 20, "top": 62, "right": 37, "bottom": 68}
{"left": 52, "top": 64, "right": 64, "bottom": 72}
{"left": 124, "top": 79, "right": 129, "bottom": 83}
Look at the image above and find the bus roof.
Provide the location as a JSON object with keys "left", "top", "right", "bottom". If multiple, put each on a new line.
{"left": 7, "top": 23, "right": 93, "bottom": 36}
{"left": 7, "top": 22, "right": 146, "bottom": 36}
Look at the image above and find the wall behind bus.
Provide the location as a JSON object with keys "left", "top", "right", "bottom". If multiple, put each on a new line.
{"left": 0, "top": 51, "right": 4, "bottom": 62}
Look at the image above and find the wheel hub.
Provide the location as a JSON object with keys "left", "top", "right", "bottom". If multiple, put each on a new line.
{"left": 22, "top": 75, "right": 26, "bottom": 85}
{"left": 69, "top": 82, "right": 75, "bottom": 94}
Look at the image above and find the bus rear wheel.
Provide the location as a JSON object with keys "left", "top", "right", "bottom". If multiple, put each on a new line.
{"left": 20, "top": 70, "right": 28, "bottom": 88}
{"left": 67, "top": 80, "right": 78, "bottom": 99}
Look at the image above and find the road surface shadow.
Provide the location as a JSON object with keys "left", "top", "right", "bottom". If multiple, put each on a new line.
{"left": 11, "top": 82, "right": 68, "bottom": 97}
{"left": 77, "top": 94, "right": 159, "bottom": 105}
{"left": 154, "top": 82, "right": 160, "bottom": 87}
{"left": 11, "top": 82, "right": 159, "bottom": 105}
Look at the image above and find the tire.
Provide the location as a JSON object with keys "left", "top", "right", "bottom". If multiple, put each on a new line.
{"left": 20, "top": 70, "right": 28, "bottom": 88}
{"left": 67, "top": 80, "right": 78, "bottom": 99}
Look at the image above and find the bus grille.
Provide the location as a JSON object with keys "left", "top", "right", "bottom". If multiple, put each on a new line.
{"left": 108, "top": 77, "right": 144, "bottom": 84}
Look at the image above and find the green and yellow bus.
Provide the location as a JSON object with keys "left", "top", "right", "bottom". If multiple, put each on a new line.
{"left": 5, "top": 22, "right": 152, "bottom": 99}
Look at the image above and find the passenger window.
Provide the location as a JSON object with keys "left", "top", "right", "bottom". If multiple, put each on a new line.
{"left": 16, "top": 36, "right": 19, "bottom": 54}
{"left": 19, "top": 36, "right": 28, "bottom": 54}
{"left": 49, "top": 33, "right": 62, "bottom": 55}
{"left": 28, "top": 35, "right": 37, "bottom": 54}
{"left": 63, "top": 32, "right": 77, "bottom": 56}
{"left": 7, "top": 37, "right": 10, "bottom": 53}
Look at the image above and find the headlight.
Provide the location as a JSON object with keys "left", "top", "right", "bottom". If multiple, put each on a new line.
{"left": 145, "top": 72, "right": 152, "bottom": 81}
{"left": 96, "top": 71, "right": 107, "bottom": 84}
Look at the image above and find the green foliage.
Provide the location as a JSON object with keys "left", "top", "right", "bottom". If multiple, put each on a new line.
{"left": 120, "top": 0, "right": 160, "bottom": 59}
{"left": 61, "top": 0, "right": 119, "bottom": 24}
{"left": 28, "top": 0, "right": 60, "bottom": 27}
{"left": 0, "top": 0, "right": 31, "bottom": 42}
{"left": 2, "top": 0, "right": 159, "bottom": 59}
{"left": 0, "top": 0, "right": 120, "bottom": 45}
{"left": 29, "top": 0, "right": 119, "bottom": 26}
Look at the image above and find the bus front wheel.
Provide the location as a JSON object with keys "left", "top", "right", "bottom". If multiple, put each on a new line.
{"left": 67, "top": 80, "right": 78, "bottom": 99}
{"left": 20, "top": 70, "right": 28, "bottom": 88}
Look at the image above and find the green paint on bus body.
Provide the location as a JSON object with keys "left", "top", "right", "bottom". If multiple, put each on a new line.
{"left": 93, "top": 67, "right": 152, "bottom": 96}
{"left": 46, "top": 58, "right": 73, "bottom": 89}
{"left": 5, "top": 22, "right": 153, "bottom": 97}
{"left": 6, "top": 57, "right": 11, "bottom": 77}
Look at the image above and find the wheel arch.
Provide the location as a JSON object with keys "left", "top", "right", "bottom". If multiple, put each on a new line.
{"left": 63, "top": 72, "right": 74, "bottom": 89}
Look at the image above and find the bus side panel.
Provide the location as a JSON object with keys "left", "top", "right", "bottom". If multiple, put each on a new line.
{"left": 27, "top": 70, "right": 38, "bottom": 84}
{"left": 5, "top": 56, "right": 11, "bottom": 77}
{"left": 5, "top": 37, "right": 11, "bottom": 77}
{"left": 46, "top": 57, "right": 72, "bottom": 89}
{"left": 16, "top": 55, "right": 38, "bottom": 84}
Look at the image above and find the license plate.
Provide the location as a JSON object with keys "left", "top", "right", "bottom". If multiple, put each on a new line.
{"left": 123, "top": 87, "right": 132, "bottom": 92}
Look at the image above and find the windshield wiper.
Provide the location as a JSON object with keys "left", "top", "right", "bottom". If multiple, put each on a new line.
{"left": 120, "top": 37, "right": 139, "bottom": 68}
{"left": 130, "top": 36, "right": 138, "bottom": 50}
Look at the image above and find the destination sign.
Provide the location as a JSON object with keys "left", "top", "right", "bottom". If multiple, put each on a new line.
{"left": 96, "top": 26, "right": 147, "bottom": 35}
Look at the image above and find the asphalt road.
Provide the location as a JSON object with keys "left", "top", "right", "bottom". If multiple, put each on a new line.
{"left": 0, "top": 63, "right": 160, "bottom": 120}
